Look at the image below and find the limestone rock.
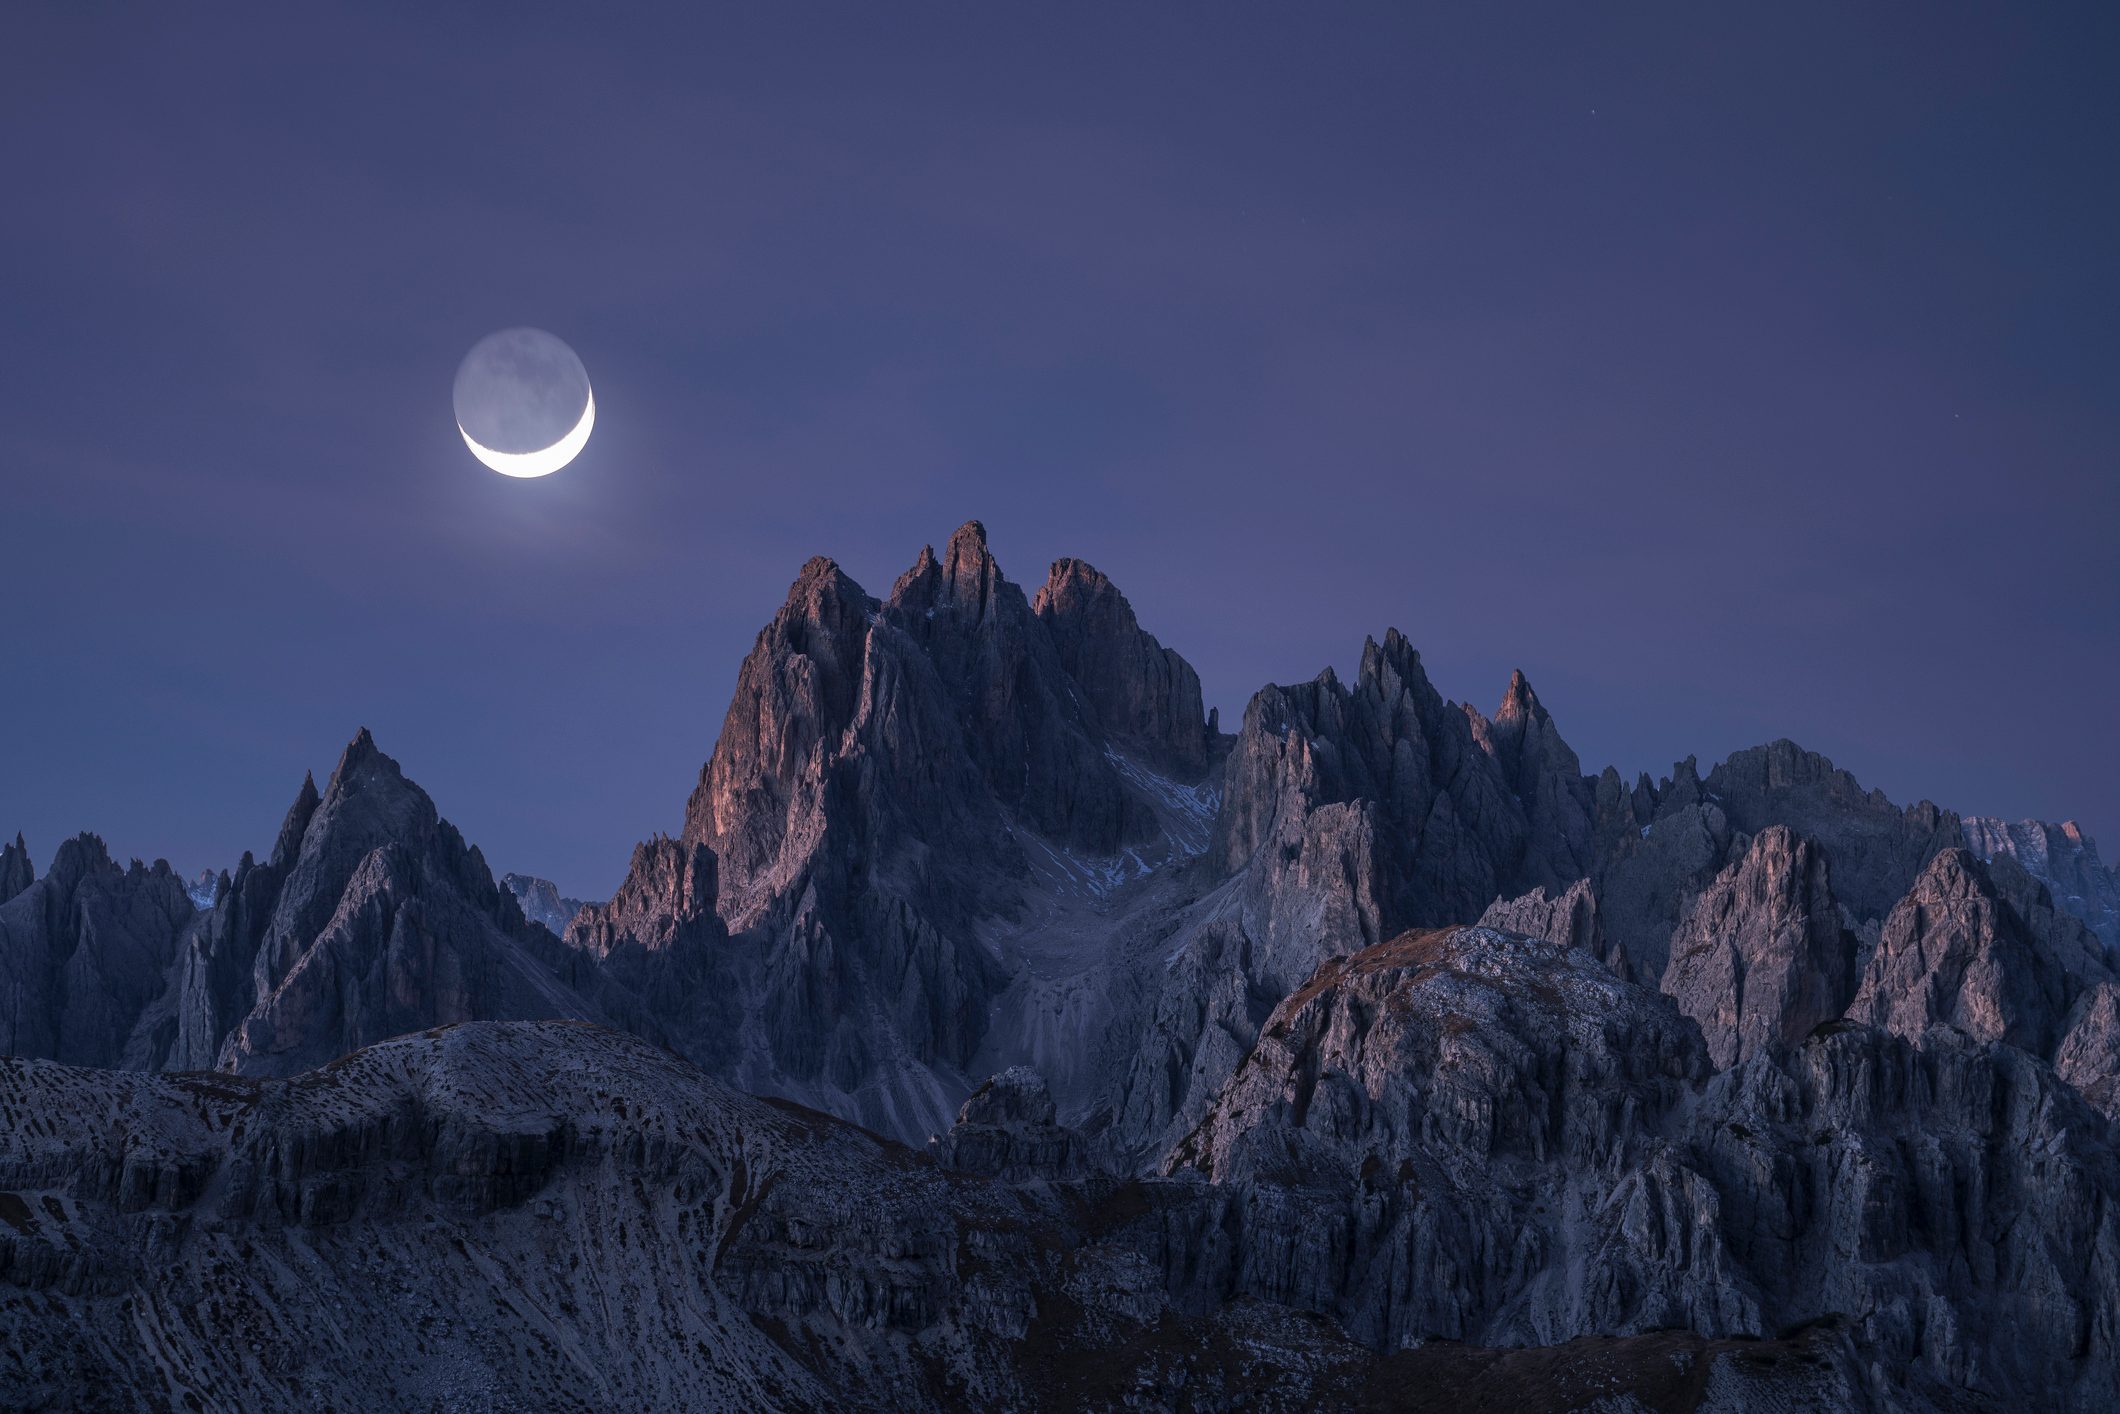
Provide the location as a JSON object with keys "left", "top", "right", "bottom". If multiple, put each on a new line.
{"left": 1586, "top": 758, "right": 1741, "bottom": 983}
{"left": 935, "top": 1065, "right": 1090, "bottom": 1179}
{"left": 562, "top": 836, "right": 738, "bottom": 1071}
{"left": 648, "top": 525, "right": 1215, "bottom": 1139}
{"left": 1032, "top": 556, "right": 1216, "bottom": 778}
{"left": 157, "top": 770, "right": 320, "bottom": 1071}
{"left": 1160, "top": 926, "right": 2120, "bottom": 1409}
{"left": 2059, "top": 983, "right": 2120, "bottom": 1121}
{"left": 0, "top": 1019, "right": 1893, "bottom": 1412}
{"left": 1119, "top": 637, "right": 1605, "bottom": 1164}
{"left": 1481, "top": 670, "right": 1596, "bottom": 894}
{"left": 0, "top": 835, "right": 195, "bottom": 1068}
{"left": 1965, "top": 816, "right": 2120, "bottom": 953}
{"left": 1477, "top": 877, "right": 1600, "bottom": 953}
{"left": 1702, "top": 739, "right": 1961, "bottom": 926}
{"left": 1848, "top": 847, "right": 2107, "bottom": 1055}
{"left": 1661, "top": 826, "right": 1858, "bottom": 1068}
{"left": 210, "top": 731, "right": 641, "bottom": 1077}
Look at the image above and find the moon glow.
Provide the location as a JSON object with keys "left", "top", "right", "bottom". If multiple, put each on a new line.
{"left": 453, "top": 328, "right": 593, "bottom": 478}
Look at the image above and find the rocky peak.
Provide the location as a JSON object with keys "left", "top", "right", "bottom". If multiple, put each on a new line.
{"left": 563, "top": 838, "right": 719, "bottom": 960}
{"left": 938, "top": 518, "right": 1002, "bottom": 620}
{"left": 1495, "top": 667, "right": 1538, "bottom": 722}
{"left": 0, "top": 832, "right": 32, "bottom": 905}
{"left": 1480, "top": 668, "right": 1595, "bottom": 893}
{"left": 880, "top": 521, "right": 1149, "bottom": 853}
{"left": 42, "top": 831, "right": 117, "bottom": 904}
{"left": 271, "top": 771, "right": 321, "bottom": 870}
{"left": 1477, "top": 877, "right": 1601, "bottom": 954}
{"left": 887, "top": 541, "right": 942, "bottom": 607}
{"left": 1702, "top": 739, "right": 1962, "bottom": 925}
{"left": 1032, "top": 554, "right": 1214, "bottom": 777}
{"left": 0, "top": 831, "right": 194, "bottom": 1067}
{"left": 935, "top": 1064, "right": 1089, "bottom": 1179}
{"left": 683, "top": 557, "right": 878, "bottom": 887}
{"left": 213, "top": 734, "right": 642, "bottom": 1077}
{"left": 1847, "top": 847, "right": 2095, "bottom": 1055}
{"left": 1215, "top": 626, "right": 1533, "bottom": 930}
{"left": 251, "top": 730, "right": 451, "bottom": 1000}
{"left": 1660, "top": 826, "right": 1858, "bottom": 1068}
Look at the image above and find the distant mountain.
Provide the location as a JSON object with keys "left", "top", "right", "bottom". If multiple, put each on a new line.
{"left": 1964, "top": 815, "right": 2120, "bottom": 953}
{"left": 501, "top": 872, "right": 591, "bottom": 935}
{"left": 4, "top": 520, "right": 2119, "bottom": 1411}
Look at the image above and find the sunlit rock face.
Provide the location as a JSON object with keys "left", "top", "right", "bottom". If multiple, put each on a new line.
{"left": 1848, "top": 846, "right": 2111, "bottom": 1056}
{"left": 641, "top": 520, "right": 1226, "bottom": 1139}
{"left": 1661, "top": 826, "right": 1857, "bottom": 1069}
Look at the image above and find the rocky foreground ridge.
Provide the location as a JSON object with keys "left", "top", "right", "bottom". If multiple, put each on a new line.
{"left": 3, "top": 520, "right": 2119, "bottom": 1411}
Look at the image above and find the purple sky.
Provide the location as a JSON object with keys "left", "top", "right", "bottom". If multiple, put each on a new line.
{"left": 4, "top": 5, "right": 2116, "bottom": 899}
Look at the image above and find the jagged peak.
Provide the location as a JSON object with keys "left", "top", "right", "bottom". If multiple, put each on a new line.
{"left": 1911, "top": 845, "right": 1993, "bottom": 899}
{"left": 794, "top": 553, "right": 843, "bottom": 585}
{"left": 887, "top": 543, "right": 942, "bottom": 608}
{"left": 939, "top": 519, "right": 1007, "bottom": 615}
{"left": 0, "top": 833, "right": 31, "bottom": 905}
{"left": 773, "top": 556, "right": 876, "bottom": 640}
{"left": 47, "top": 832, "right": 117, "bottom": 890}
{"left": 1357, "top": 629, "right": 1437, "bottom": 705}
{"left": 270, "top": 770, "right": 323, "bottom": 869}
{"left": 1497, "top": 668, "right": 1544, "bottom": 724}
{"left": 321, "top": 730, "right": 419, "bottom": 808}
{"left": 1032, "top": 555, "right": 1118, "bottom": 609}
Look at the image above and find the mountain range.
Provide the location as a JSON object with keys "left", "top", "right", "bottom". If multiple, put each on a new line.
{"left": 3, "top": 520, "right": 2118, "bottom": 1411}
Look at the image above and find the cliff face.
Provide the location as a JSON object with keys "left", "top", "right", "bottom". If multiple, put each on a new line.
{"left": 1848, "top": 847, "right": 2112, "bottom": 1056}
{"left": 1032, "top": 556, "right": 1216, "bottom": 779}
{"left": 1660, "top": 826, "right": 1857, "bottom": 1068}
{"left": 1162, "top": 926, "right": 2120, "bottom": 1410}
{"left": 0, "top": 1020, "right": 1879, "bottom": 1413}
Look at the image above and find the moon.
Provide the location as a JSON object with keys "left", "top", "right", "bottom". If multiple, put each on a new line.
{"left": 453, "top": 328, "right": 593, "bottom": 478}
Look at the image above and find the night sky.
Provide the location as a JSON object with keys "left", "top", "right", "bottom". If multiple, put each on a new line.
{"left": 4, "top": 5, "right": 2116, "bottom": 899}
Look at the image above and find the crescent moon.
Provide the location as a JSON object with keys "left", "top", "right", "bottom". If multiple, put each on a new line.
{"left": 458, "top": 388, "right": 595, "bottom": 478}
